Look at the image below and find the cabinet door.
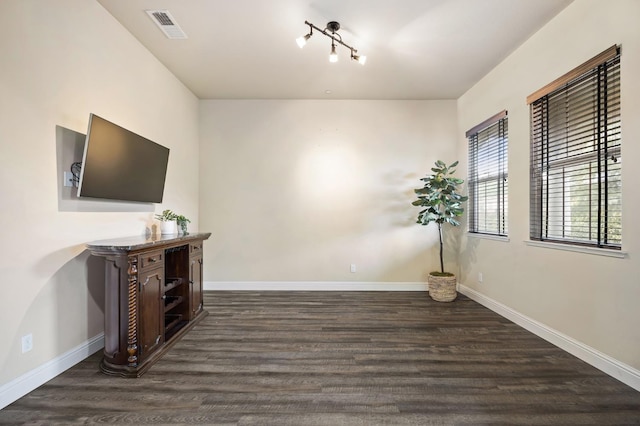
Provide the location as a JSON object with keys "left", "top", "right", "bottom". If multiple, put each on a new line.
{"left": 189, "top": 254, "right": 203, "bottom": 319}
{"left": 138, "top": 267, "right": 164, "bottom": 359}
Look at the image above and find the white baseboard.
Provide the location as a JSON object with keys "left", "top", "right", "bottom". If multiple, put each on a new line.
{"left": 459, "top": 285, "right": 640, "bottom": 392}
{"left": 204, "top": 281, "right": 428, "bottom": 292}
{"left": 0, "top": 333, "right": 104, "bottom": 410}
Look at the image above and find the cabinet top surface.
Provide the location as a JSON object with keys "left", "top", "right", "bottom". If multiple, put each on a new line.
{"left": 87, "top": 232, "right": 211, "bottom": 254}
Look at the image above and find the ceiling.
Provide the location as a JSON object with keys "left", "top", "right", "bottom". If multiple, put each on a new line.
{"left": 96, "top": 0, "right": 572, "bottom": 100}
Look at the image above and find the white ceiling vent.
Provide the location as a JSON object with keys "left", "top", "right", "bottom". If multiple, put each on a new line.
{"left": 145, "top": 10, "right": 187, "bottom": 39}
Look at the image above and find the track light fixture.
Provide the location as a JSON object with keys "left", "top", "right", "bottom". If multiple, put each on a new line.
{"left": 329, "top": 41, "right": 338, "bottom": 63}
{"left": 296, "top": 20, "right": 366, "bottom": 65}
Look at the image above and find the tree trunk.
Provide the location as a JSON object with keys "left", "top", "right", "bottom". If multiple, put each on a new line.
{"left": 438, "top": 222, "right": 444, "bottom": 273}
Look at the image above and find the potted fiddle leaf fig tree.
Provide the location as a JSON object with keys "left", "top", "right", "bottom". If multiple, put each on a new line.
{"left": 412, "top": 160, "right": 468, "bottom": 302}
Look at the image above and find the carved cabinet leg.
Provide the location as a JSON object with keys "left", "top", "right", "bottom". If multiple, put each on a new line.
{"left": 126, "top": 255, "right": 139, "bottom": 367}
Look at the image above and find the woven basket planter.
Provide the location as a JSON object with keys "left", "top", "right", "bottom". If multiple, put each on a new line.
{"left": 428, "top": 273, "right": 457, "bottom": 302}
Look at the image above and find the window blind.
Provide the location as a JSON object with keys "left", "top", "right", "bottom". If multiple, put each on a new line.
{"left": 467, "top": 111, "right": 508, "bottom": 236}
{"left": 529, "top": 48, "right": 621, "bottom": 249}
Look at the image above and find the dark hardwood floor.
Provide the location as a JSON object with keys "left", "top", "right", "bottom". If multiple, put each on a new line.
{"left": 2, "top": 291, "right": 639, "bottom": 425}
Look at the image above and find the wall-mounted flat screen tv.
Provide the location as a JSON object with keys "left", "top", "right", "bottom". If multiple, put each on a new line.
{"left": 78, "top": 114, "right": 170, "bottom": 203}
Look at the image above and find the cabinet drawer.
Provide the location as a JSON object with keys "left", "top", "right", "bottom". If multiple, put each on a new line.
{"left": 189, "top": 242, "right": 203, "bottom": 255}
{"left": 139, "top": 250, "right": 164, "bottom": 269}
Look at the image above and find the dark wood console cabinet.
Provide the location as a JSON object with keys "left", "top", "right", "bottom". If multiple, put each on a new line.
{"left": 87, "top": 232, "right": 211, "bottom": 377}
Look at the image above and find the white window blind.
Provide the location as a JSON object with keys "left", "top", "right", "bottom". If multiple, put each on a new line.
{"left": 467, "top": 111, "right": 508, "bottom": 236}
{"left": 529, "top": 46, "right": 621, "bottom": 250}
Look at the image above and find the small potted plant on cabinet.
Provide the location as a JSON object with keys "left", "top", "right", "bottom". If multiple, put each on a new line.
{"left": 175, "top": 214, "right": 191, "bottom": 235}
{"left": 412, "top": 160, "right": 468, "bottom": 302}
{"left": 155, "top": 209, "right": 178, "bottom": 235}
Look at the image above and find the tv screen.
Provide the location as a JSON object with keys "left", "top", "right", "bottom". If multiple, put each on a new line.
{"left": 78, "top": 114, "right": 170, "bottom": 203}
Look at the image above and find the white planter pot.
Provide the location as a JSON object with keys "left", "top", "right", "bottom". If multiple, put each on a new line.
{"left": 160, "top": 220, "right": 178, "bottom": 235}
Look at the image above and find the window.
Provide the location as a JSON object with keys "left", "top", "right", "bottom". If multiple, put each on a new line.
{"left": 467, "top": 111, "right": 508, "bottom": 236}
{"left": 528, "top": 46, "right": 621, "bottom": 249}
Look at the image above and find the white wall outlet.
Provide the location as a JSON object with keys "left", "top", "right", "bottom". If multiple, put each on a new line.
{"left": 350, "top": 263, "right": 356, "bottom": 273}
{"left": 478, "top": 272, "right": 483, "bottom": 283}
{"left": 63, "top": 171, "right": 74, "bottom": 187}
{"left": 21, "top": 334, "right": 33, "bottom": 353}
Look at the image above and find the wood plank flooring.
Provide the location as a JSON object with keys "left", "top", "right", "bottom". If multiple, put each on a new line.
{"left": 1, "top": 291, "right": 639, "bottom": 425}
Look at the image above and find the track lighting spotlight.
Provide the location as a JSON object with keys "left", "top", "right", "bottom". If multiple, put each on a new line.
{"left": 352, "top": 53, "right": 367, "bottom": 65}
{"left": 297, "top": 20, "right": 366, "bottom": 65}
{"left": 329, "top": 41, "right": 338, "bottom": 63}
{"left": 296, "top": 32, "right": 312, "bottom": 48}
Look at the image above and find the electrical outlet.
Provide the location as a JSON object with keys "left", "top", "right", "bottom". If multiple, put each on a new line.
{"left": 478, "top": 272, "right": 483, "bottom": 283}
{"left": 63, "top": 171, "right": 74, "bottom": 187}
{"left": 350, "top": 263, "right": 356, "bottom": 273}
{"left": 21, "top": 334, "right": 33, "bottom": 353}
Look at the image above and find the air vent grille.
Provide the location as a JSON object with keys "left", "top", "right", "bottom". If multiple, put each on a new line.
{"left": 145, "top": 10, "right": 188, "bottom": 39}
{"left": 153, "top": 12, "right": 174, "bottom": 26}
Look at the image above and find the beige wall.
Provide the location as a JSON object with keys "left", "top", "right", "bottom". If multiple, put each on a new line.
{"left": 2, "top": 0, "right": 638, "bottom": 403}
{"left": 199, "top": 100, "right": 458, "bottom": 284}
{"left": 456, "top": 0, "right": 640, "bottom": 370}
{"left": 0, "top": 0, "right": 199, "bottom": 387}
